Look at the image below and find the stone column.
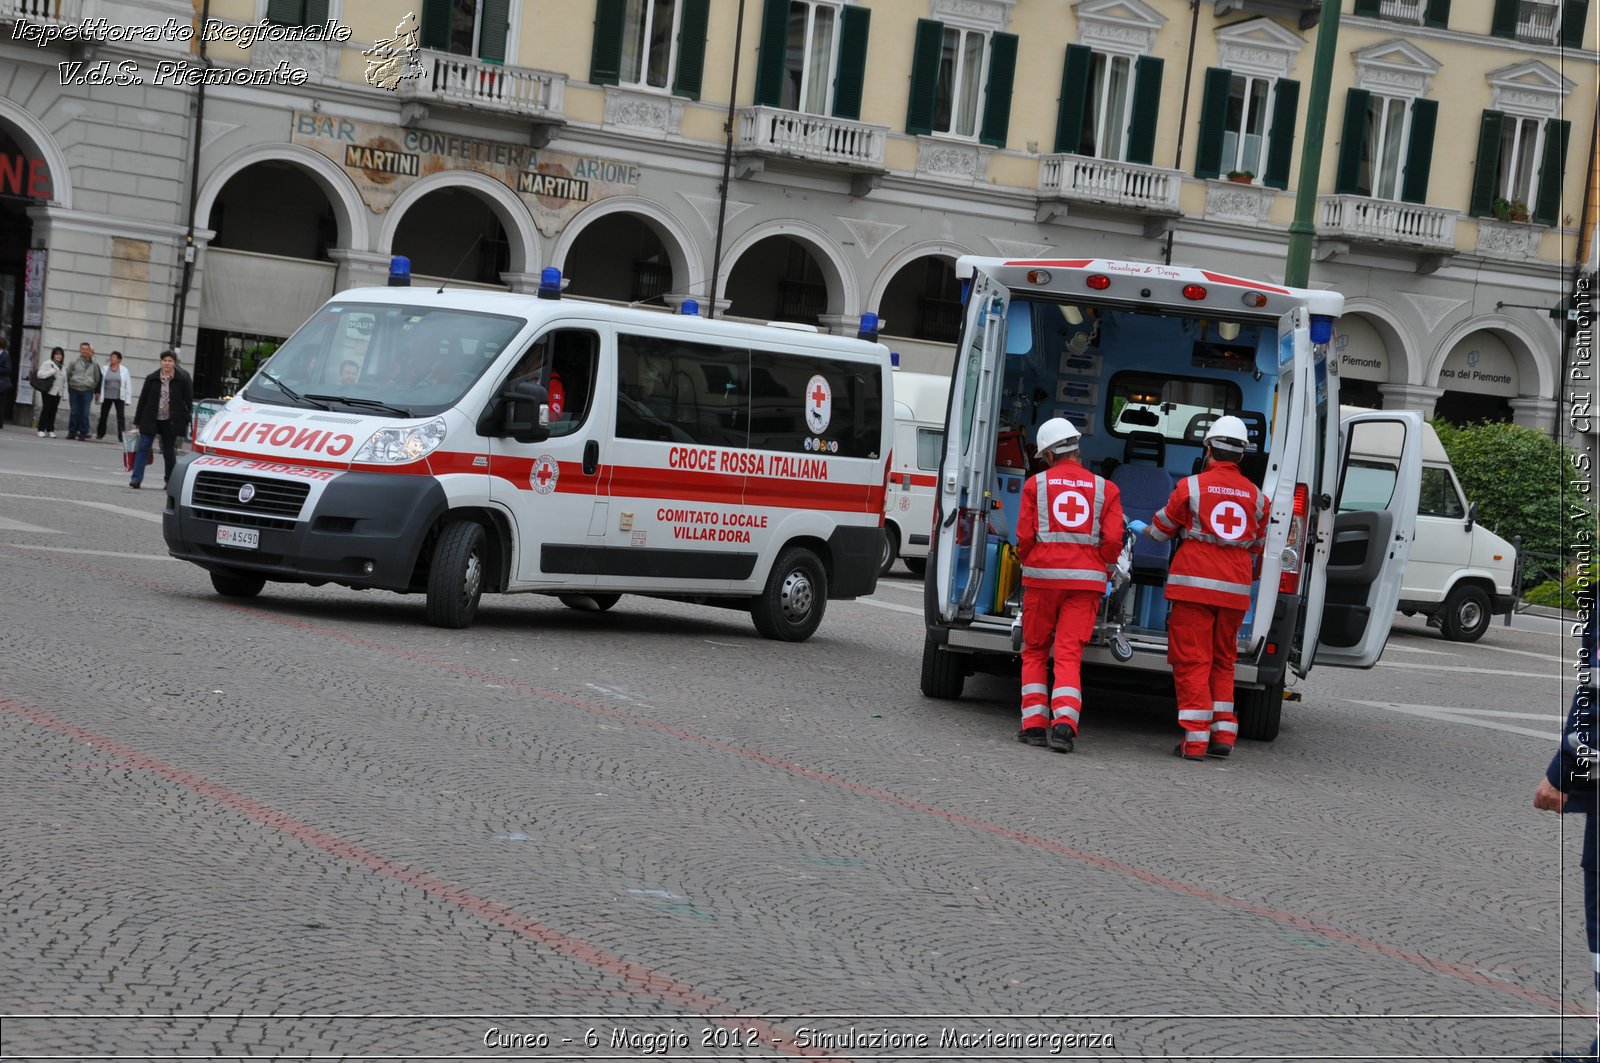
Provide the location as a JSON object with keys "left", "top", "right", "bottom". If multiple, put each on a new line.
{"left": 1377, "top": 383, "right": 1445, "bottom": 420}
{"left": 1508, "top": 396, "right": 1559, "bottom": 437}
{"left": 330, "top": 249, "right": 396, "bottom": 291}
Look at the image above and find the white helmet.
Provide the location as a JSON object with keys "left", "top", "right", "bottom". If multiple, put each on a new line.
{"left": 1035, "top": 416, "right": 1082, "bottom": 458}
{"left": 1204, "top": 414, "right": 1250, "bottom": 454}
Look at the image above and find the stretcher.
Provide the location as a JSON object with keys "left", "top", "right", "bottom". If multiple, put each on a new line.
{"left": 1007, "top": 527, "right": 1137, "bottom": 661}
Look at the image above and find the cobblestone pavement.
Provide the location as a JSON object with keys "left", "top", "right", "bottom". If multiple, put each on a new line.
{"left": 0, "top": 432, "right": 1593, "bottom": 1061}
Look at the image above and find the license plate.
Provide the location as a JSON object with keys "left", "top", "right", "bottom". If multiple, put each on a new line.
{"left": 216, "top": 525, "right": 260, "bottom": 550}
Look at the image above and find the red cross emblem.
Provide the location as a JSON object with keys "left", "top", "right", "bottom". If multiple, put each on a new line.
{"left": 530, "top": 454, "right": 559, "bottom": 495}
{"left": 1210, "top": 500, "right": 1248, "bottom": 540}
{"left": 1052, "top": 490, "right": 1091, "bottom": 529}
{"left": 804, "top": 374, "right": 832, "bottom": 434}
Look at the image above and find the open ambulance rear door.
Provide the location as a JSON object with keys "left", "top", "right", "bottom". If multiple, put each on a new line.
{"left": 1310, "top": 409, "right": 1424, "bottom": 668}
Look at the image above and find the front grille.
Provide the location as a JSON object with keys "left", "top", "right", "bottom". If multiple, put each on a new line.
{"left": 192, "top": 507, "right": 296, "bottom": 531}
{"left": 192, "top": 471, "right": 310, "bottom": 519}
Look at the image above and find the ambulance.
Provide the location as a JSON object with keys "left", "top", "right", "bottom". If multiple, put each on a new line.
{"left": 923, "top": 256, "right": 1425, "bottom": 741}
{"left": 882, "top": 368, "right": 950, "bottom": 576}
{"left": 163, "top": 264, "right": 892, "bottom": 640}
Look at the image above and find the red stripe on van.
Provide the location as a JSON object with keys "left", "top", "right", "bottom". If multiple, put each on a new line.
{"left": 1200, "top": 270, "right": 1290, "bottom": 294}
{"left": 1002, "top": 259, "right": 1093, "bottom": 269}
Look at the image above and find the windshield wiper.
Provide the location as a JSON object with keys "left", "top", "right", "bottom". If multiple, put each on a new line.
{"left": 259, "top": 371, "right": 329, "bottom": 410}
{"left": 305, "top": 394, "right": 413, "bottom": 418}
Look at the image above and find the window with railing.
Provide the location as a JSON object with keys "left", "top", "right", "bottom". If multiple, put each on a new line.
{"left": 1334, "top": 88, "right": 1438, "bottom": 205}
{"left": 776, "top": 281, "right": 826, "bottom": 325}
{"left": 590, "top": 0, "right": 710, "bottom": 100}
{"left": 905, "top": 18, "right": 1017, "bottom": 147}
{"left": 1469, "top": 110, "right": 1570, "bottom": 226}
{"left": 1352, "top": 0, "right": 1450, "bottom": 27}
{"left": 631, "top": 261, "right": 669, "bottom": 304}
{"left": 1053, "top": 44, "right": 1163, "bottom": 166}
{"left": 418, "top": 0, "right": 510, "bottom": 62}
{"left": 1491, "top": 0, "right": 1587, "bottom": 46}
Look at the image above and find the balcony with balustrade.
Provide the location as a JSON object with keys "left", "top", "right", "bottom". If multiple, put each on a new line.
{"left": 1316, "top": 195, "right": 1459, "bottom": 271}
{"left": 1036, "top": 155, "right": 1183, "bottom": 234}
{"left": 734, "top": 107, "right": 888, "bottom": 196}
{"left": 0, "top": 0, "right": 82, "bottom": 29}
{"left": 1515, "top": 0, "right": 1561, "bottom": 43}
{"left": 1377, "top": 0, "right": 1425, "bottom": 23}
{"left": 398, "top": 51, "right": 566, "bottom": 144}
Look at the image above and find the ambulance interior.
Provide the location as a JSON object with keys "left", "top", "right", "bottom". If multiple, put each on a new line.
{"left": 959, "top": 297, "right": 1280, "bottom": 640}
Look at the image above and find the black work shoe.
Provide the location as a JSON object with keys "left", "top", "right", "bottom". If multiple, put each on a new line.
{"left": 1017, "top": 727, "right": 1047, "bottom": 747}
{"left": 1206, "top": 744, "right": 1233, "bottom": 759}
{"left": 1173, "top": 743, "right": 1205, "bottom": 761}
{"left": 128, "top": 481, "right": 140, "bottom": 489}
{"left": 1048, "top": 724, "right": 1076, "bottom": 753}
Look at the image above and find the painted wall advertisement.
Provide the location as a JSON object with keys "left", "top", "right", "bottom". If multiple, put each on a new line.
{"left": 291, "top": 112, "right": 640, "bottom": 237}
{"left": 17, "top": 248, "right": 47, "bottom": 404}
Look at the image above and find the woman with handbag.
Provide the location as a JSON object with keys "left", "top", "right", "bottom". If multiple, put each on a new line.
{"left": 33, "top": 347, "right": 65, "bottom": 438}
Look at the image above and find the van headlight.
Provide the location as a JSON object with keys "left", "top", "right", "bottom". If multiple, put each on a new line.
{"left": 353, "top": 418, "right": 449, "bottom": 463}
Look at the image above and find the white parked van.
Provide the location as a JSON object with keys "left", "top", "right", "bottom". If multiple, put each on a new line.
{"left": 882, "top": 369, "right": 950, "bottom": 576}
{"left": 165, "top": 266, "right": 892, "bottom": 641}
{"left": 923, "top": 257, "right": 1425, "bottom": 741}
{"left": 1340, "top": 405, "right": 1518, "bottom": 642}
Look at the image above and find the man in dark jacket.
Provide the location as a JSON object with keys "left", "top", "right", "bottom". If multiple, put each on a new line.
{"left": 129, "top": 350, "right": 192, "bottom": 489}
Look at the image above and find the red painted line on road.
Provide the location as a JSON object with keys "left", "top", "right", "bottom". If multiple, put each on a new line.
{"left": 8, "top": 544, "right": 1585, "bottom": 1016}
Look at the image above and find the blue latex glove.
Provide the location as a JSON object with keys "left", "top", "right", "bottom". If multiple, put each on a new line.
{"left": 1103, "top": 582, "right": 1113, "bottom": 599}
{"left": 1128, "top": 519, "right": 1149, "bottom": 536}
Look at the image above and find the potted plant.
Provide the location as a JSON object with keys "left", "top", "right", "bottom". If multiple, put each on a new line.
{"left": 1226, "top": 170, "right": 1255, "bottom": 184}
{"left": 1509, "top": 200, "right": 1530, "bottom": 223}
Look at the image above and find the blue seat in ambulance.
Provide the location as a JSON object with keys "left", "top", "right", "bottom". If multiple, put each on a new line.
{"left": 1111, "top": 431, "right": 1173, "bottom": 577}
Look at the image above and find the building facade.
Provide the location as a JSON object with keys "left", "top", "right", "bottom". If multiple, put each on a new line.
{"left": 0, "top": 0, "right": 1594, "bottom": 434}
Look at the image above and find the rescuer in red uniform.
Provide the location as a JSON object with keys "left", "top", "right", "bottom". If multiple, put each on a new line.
{"left": 1015, "top": 417, "right": 1125, "bottom": 753}
{"left": 1136, "top": 415, "right": 1269, "bottom": 760}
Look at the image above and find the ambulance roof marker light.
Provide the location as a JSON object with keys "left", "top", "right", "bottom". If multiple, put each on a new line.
{"left": 1241, "top": 290, "right": 1269, "bottom": 309}
{"left": 1182, "top": 284, "right": 1207, "bottom": 301}
{"left": 1026, "top": 269, "right": 1052, "bottom": 285}
{"left": 891, "top": 351, "right": 901, "bottom": 369}
{"left": 857, "top": 312, "right": 880, "bottom": 341}
{"left": 1086, "top": 274, "right": 1111, "bottom": 290}
{"left": 537, "top": 267, "right": 563, "bottom": 300}
{"left": 680, "top": 299, "right": 700, "bottom": 317}
{"left": 387, "top": 256, "right": 411, "bottom": 287}
{"left": 1310, "top": 314, "right": 1335, "bottom": 344}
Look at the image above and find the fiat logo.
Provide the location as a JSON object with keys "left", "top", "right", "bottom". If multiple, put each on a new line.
{"left": 238, "top": 483, "right": 256, "bottom": 504}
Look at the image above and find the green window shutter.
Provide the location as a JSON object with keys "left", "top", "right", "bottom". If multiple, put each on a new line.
{"left": 421, "top": 0, "right": 451, "bottom": 50}
{"left": 590, "top": 0, "right": 627, "bottom": 86}
{"left": 1490, "top": 0, "right": 1519, "bottom": 37}
{"left": 305, "top": 0, "right": 329, "bottom": 25}
{"left": 1193, "top": 67, "right": 1232, "bottom": 179}
{"left": 979, "top": 32, "right": 1017, "bottom": 148}
{"left": 1534, "top": 118, "right": 1571, "bottom": 226}
{"left": 1424, "top": 0, "right": 1450, "bottom": 27}
{"left": 673, "top": 0, "right": 710, "bottom": 99}
{"left": 1561, "top": 0, "right": 1589, "bottom": 48}
{"left": 905, "top": 20, "right": 944, "bottom": 136}
{"left": 1399, "top": 97, "right": 1436, "bottom": 203}
{"left": 1469, "top": 110, "right": 1505, "bottom": 216}
{"left": 265, "top": 0, "right": 303, "bottom": 26}
{"left": 833, "top": 5, "right": 871, "bottom": 120}
{"left": 478, "top": 0, "right": 509, "bottom": 62}
{"left": 1334, "top": 88, "right": 1370, "bottom": 195}
{"left": 1053, "top": 44, "right": 1092, "bottom": 154}
{"left": 1126, "top": 55, "right": 1163, "bottom": 166}
{"left": 1263, "top": 78, "right": 1299, "bottom": 190}
{"left": 754, "top": 0, "right": 789, "bottom": 107}
{"left": 1352, "top": 0, "right": 1381, "bottom": 14}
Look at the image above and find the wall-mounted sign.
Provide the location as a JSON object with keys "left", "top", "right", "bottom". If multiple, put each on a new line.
{"left": 1331, "top": 315, "right": 1390, "bottom": 382}
{"left": 0, "top": 154, "right": 51, "bottom": 200}
{"left": 291, "top": 112, "right": 640, "bottom": 237}
{"left": 1439, "top": 332, "right": 1519, "bottom": 397}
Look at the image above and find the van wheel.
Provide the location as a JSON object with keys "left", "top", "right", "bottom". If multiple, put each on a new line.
{"left": 920, "top": 635, "right": 965, "bottom": 699}
{"left": 1235, "top": 681, "right": 1284, "bottom": 742}
{"left": 558, "top": 593, "right": 620, "bottom": 612}
{"left": 903, "top": 557, "right": 926, "bottom": 578}
{"left": 210, "top": 569, "right": 265, "bottom": 599}
{"left": 751, "top": 547, "right": 827, "bottom": 641}
{"left": 879, "top": 525, "right": 900, "bottom": 577}
{"left": 1439, "top": 585, "right": 1491, "bottom": 642}
{"left": 427, "top": 520, "right": 485, "bottom": 629}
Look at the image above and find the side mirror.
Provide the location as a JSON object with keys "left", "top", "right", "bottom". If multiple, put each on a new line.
{"left": 503, "top": 378, "right": 551, "bottom": 444}
{"left": 1465, "top": 500, "right": 1478, "bottom": 529}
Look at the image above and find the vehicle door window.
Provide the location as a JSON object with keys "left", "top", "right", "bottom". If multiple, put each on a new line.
{"left": 616, "top": 333, "right": 750, "bottom": 447}
{"left": 916, "top": 427, "right": 944, "bottom": 470}
{"left": 503, "top": 329, "right": 599, "bottom": 437}
{"left": 1337, "top": 458, "right": 1398, "bottom": 512}
{"left": 749, "top": 352, "right": 883, "bottom": 458}
{"left": 1417, "top": 465, "right": 1465, "bottom": 518}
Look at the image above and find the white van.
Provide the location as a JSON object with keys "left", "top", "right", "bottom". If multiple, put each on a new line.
{"left": 164, "top": 266, "right": 892, "bottom": 641}
{"left": 882, "top": 369, "right": 950, "bottom": 576}
{"left": 923, "top": 256, "right": 1425, "bottom": 741}
{"left": 1340, "top": 405, "right": 1518, "bottom": 642}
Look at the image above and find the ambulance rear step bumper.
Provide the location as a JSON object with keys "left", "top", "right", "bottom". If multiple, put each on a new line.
{"left": 944, "top": 623, "right": 1262, "bottom": 683}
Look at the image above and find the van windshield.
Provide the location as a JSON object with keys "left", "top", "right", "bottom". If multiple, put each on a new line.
{"left": 242, "top": 302, "right": 525, "bottom": 417}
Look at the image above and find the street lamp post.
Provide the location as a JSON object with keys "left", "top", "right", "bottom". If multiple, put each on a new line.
{"left": 1284, "top": 0, "right": 1342, "bottom": 288}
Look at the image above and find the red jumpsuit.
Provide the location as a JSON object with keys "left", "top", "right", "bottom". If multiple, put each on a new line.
{"left": 1015, "top": 457, "right": 1125, "bottom": 736}
{"left": 1150, "top": 461, "right": 1269, "bottom": 757}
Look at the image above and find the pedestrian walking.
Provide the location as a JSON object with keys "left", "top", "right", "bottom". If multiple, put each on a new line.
{"left": 1015, "top": 416, "right": 1125, "bottom": 753}
{"left": 1134, "top": 415, "right": 1269, "bottom": 760}
{"left": 0, "top": 335, "right": 12, "bottom": 430}
{"left": 129, "top": 351, "right": 192, "bottom": 490}
{"left": 1536, "top": 593, "right": 1598, "bottom": 1063}
{"left": 33, "top": 347, "right": 65, "bottom": 437}
{"left": 96, "top": 351, "right": 131, "bottom": 442}
{"left": 65, "top": 341, "right": 101, "bottom": 441}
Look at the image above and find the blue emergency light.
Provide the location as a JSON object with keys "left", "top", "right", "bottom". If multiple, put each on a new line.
{"left": 538, "top": 267, "right": 563, "bottom": 300}
{"left": 387, "top": 256, "right": 411, "bottom": 287}
{"left": 857, "top": 311, "right": 880, "bottom": 341}
{"left": 890, "top": 351, "right": 900, "bottom": 368}
{"left": 680, "top": 299, "right": 700, "bottom": 317}
{"left": 1310, "top": 314, "right": 1335, "bottom": 345}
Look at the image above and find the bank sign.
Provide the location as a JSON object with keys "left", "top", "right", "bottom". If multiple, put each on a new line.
{"left": 291, "top": 112, "right": 639, "bottom": 236}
